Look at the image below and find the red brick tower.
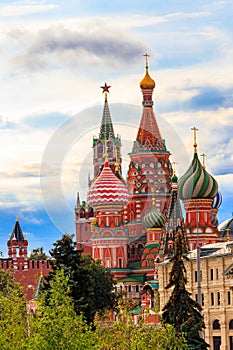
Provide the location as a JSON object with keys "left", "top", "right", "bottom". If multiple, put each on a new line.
{"left": 126, "top": 55, "right": 173, "bottom": 238}
{"left": 92, "top": 83, "right": 122, "bottom": 178}
{"left": 7, "top": 217, "right": 28, "bottom": 270}
{"left": 87, "top": 156, "right": 129, "bottom": 271}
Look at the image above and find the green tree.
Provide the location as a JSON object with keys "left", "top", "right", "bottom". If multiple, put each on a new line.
{"left": 45, "top": 234, "right": 116, "bottom": 324}
{"left": 29, "top": 247, "right": 48, "bottom": 260}
{"left": 96, "top": 320, "right": 187, "bottom": 349}
{"left": 0, "top": 270, "right": 28, "bottom": 349}
{"left": 27, "top": 269, "right": 97, "bottom": 350}
{"left": 162, "top": 226, "right": 209, "bottom": 349}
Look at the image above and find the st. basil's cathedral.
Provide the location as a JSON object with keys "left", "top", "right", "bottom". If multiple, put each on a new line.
{"left": 75, "top": 56, "right": 223, "bottom": 301}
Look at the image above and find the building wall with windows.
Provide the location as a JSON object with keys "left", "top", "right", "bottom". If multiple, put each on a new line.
{"left": 158, "top": 242, "right": 233, "bottom": 350}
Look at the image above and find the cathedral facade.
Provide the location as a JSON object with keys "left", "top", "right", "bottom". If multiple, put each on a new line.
{"left": 75, "top": 58, "right": 222, "bottom": 296}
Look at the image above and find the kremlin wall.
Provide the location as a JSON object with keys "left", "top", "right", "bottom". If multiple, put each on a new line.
{"left": 1, "top": 57, "right": 233, "bottom": 350}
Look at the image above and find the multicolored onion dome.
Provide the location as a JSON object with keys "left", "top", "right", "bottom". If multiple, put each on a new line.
{"left": 178, "top": 153, "right": 218, "bottom": 200}
{"left": 140, "top": 67, "right": 156, "bottom": 90}
{"left": 212, "top": 191, "right": 222, "bottom": 209}
{"left": 142, "top": 206, "right": 165, "bottom": 229}
{"left": 171, "top": 173, "right": 178, "bottom": 183}
{"left": 87, "top": 161, "right": 129, "bottom": 208}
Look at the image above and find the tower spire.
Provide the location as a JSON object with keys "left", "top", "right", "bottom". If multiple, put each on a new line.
{"left": 99, "top": 83, "right": 115, "bottom": 140}
{"left": 201, "top": 153, "right": 207, "bottom": 169}
{"left": 191, "top": 126, "right": 199, "bottom": 154}
{"left": 134, "top": 56, "right": 165, "bottom": 152}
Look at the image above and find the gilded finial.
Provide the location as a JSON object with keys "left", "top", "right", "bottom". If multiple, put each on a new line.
{"left": 16, "top": 216, "right": 18, "bottom": 222}
{"left": 172, "top": 161, "right": 177, "bottom": 175}
{"left": 140, "top": 53, "right": 155, "bottom": 89}
{"left": 143, "top": 53, "right": 150, "bottom": 69}
{"left": 201, "top": 153, "right": 207, "bottom": 169}
{"left": 104, "top": 138, "right": 109, "bottom": 162}
{"left": 40, "top": 265, "right": 43, "bottom": 278}
{"left": 114, "top": 147, "right": 119, "bottom": 172}
{"left": 191, "top": 127, "right": 199, "bottom": 154}
{"left": 101, "top": 83, "right": 111, "bottom": 103}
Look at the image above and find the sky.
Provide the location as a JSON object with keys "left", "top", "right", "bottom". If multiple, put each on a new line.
{"left": 0, "top": 0, "right": 232, "bottom": 256}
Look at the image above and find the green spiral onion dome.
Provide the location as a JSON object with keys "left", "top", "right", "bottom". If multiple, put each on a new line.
{"left": 142, "top": 205, "right": 165, "bottom": 229}
{"left": 178, "top": 153, "right": 218, "bottom": 200}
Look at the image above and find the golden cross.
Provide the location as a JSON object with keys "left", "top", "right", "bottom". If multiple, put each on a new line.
{"left": 143, "top": 53, "right": 150, "bottom": 68}
{"left": 200, "top": 153, "right": 207, "bottom": 169}
{"left": 114, "top": 147, "right": 119, "bottom": 172}
{"left": 103, "top": 138, "right": 109, "bottom": 162}
{"left": 191, "top": 126, "right": 199, "bottom": 154}
{"left": 172, "top": 161, "right": 177, "bottom": 175}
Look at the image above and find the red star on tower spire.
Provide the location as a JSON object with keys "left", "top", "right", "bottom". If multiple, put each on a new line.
{"left": 101, "top": 83, "right": 111, "bottom": 93}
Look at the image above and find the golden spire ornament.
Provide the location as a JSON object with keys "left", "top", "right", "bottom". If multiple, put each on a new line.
{"left": 191, "top": 126, "right": 199, "bottom": 154}
{"left": 201, "top": 153, "right": 207, "bottom": 169}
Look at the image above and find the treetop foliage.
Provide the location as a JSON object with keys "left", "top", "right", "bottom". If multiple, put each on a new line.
{"left": 162, "top": 226, "right": 209, "bottom": 349}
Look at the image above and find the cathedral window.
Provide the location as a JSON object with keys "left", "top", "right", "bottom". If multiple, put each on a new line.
{"left": 228, "top": 291, "right": 231, "bottom": 305}
{"left": 217, "top": 292, "right": 221, "bottom": 305}
{"left": 229, "top": 319, "right": 233, "bottom": 329}
{"left": 210, "top": 269, "right": 214, "bottom": 281}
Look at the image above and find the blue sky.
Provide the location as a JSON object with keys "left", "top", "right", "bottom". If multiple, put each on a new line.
{"left": 0, "top": 0, "right": 232, "bottom": 256}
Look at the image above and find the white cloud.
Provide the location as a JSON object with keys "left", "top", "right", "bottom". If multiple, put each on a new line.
{"left": 0, "top": 2, "right": 58, "bottom": 17}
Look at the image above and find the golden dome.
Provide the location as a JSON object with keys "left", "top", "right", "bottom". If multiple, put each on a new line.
{"left": 140, "top": 66, "right": 156, "bottom": 89}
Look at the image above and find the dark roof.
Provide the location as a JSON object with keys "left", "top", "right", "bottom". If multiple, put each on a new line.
{"left": 10, "top": 219, "right": 24, "bottom": 242}
{"left": 200, "top": 247, "right": 220, "bottom": 257}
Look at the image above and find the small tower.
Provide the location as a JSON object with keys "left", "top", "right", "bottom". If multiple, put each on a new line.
{"left": 87, "top": 153, "right": 129, "bottom": 270}
{"left": 93, "top": 83, "right": 122, "bottom": 178}
{"left": 7, "top": 217, "right": 28, "bottom": 270}
{"left": 126, "top": 54, "right": 173, "bottom": 231}
{"left": 178, "top": 127, "right": 221, "bottom": 249}
{"left": 141, "top": 197, "right": 166, "bottom": 268}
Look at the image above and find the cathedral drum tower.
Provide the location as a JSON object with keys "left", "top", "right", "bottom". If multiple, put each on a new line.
{"left": 126, "top": 54, "right": 173, "bottom": 237}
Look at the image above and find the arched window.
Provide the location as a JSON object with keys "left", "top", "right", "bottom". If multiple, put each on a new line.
{"left": 132, "top": 245, "right": 135, "bottom": 257}
{"left": 127, "top": 245, "right": 130, "bottom": 259}
{"left": 229, "top": 320, "right": 233, "bottom": 330}
{"left": 213, "top": 319, "right": 221, "bottom": 330}
{"left": 138, "top": 244, "right": 144, "bottom": 257}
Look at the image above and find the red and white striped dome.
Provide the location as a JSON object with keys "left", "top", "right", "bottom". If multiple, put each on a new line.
{"left": 87, "top": 162, "right": 129, "bottom": 208}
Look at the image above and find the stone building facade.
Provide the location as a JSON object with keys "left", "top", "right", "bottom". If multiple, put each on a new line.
{"left": 158, "top": 242, "right": 233, "bottom": 350}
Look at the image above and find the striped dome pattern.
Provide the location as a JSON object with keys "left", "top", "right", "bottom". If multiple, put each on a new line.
{"left": 178, "top": 153, "right": 218, "bottom": 200}
{"left": 87, "top": 162, "right": 129, "bottom": 207}
{"left": 142, "top": 206, "right": 165, "bottom": 229}
{"left": 212, "top": 191, "right": 222, "bottom": 209}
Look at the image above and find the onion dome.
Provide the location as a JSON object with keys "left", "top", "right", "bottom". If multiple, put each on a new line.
{"left": 87, "top": 161, "right": 129, "bottom": 208}
{"left": 212, "top": 191, "right": 222, "bottom": 209}
{"left": 218, "top": 215, "right": 233, "bottom": 239}
{"left": 178, "top": 153, "right": 218, "bottom": 200}
{"left": 142, "top": 206, "right": 165, "bottom": 229}
{"left": 171, "top": 173, "right": 178, "bottom": 183}
{"left": 140, "top": 66, "right": 156, "bottom": 90}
